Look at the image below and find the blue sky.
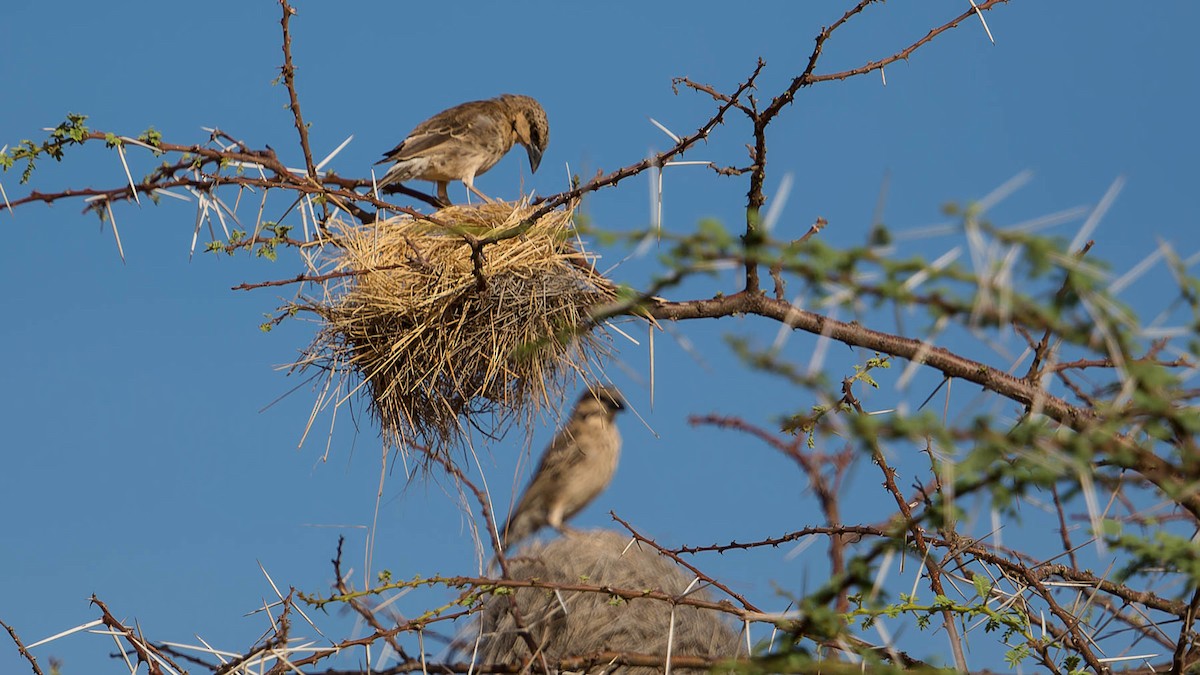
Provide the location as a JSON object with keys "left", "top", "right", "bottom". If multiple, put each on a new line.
{"left": 3, "top": 2, "right": 1199, "bottom": 672}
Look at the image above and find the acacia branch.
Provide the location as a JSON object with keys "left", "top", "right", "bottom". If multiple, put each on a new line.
{"left": 530, "top": 59, "right": 765, "bottom": 220}
{"left": 91, "top": 595, "right": 186, "bottom": 675}
{"left": 650, "top": 291, "right": 1200, "bottom": 522}
{"left": 0, "top": 620, "right": 44, "bottom": 675}
{"left": 278, "top": 0, "right": 316, "bottom": 181}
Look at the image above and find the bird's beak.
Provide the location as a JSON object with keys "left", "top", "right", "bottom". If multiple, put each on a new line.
{"left": 527, "top": 145, "right": 543, "bottom": 173}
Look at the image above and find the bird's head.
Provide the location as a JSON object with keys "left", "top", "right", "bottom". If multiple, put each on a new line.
{"left": 578, "top": 384, "right": 625, "bottom": 418}
{"left": 504, "top": 95, "right": 549, "bottom": 174}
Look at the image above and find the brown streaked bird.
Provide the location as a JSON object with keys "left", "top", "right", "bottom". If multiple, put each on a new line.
{"left": 502, "top": 385, "right": 626, "bottom": 548}
{"left": 376, "top": 94, "right": 549, "bottom": 206}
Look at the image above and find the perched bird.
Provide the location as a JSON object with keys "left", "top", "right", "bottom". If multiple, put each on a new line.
{"left": 502, "top": 385, "right": 626, "bottom": 548}
{"left": 375, "top": 94, "right": 549, "bottom": 206}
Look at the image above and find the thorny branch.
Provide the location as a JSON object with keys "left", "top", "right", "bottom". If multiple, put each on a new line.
{"left": 278, "top": 0, "right": 315, "bottom": 183}
{"left": 0, "top": 620, "right": 44, "bottom": 675}
{"left": 91, "top": 595, "right": 187, "bottom": 675}
{"left": 328, "top": 537, "right": 413, "bottom": 663}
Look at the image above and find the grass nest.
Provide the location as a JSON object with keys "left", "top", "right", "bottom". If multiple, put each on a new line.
{"left": 298, "top": 201, "right": 623, "bottom": 456}
{"left": 461, "top": 530, "right": 741, "bottom": 671}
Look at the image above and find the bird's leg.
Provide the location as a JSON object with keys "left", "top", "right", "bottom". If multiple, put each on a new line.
{"left": 462, "top": 175, "right": 494, "bottom": 204}
{"left": 547, "top": 505, "right": 565, "bottom": 532}
{"left": 435, "top": 181, "right": 451, "bottom": 207}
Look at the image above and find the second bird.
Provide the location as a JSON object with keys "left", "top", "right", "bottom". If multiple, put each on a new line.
{"left": 502, "top": 385, "right": 626, "bottom": 548}
{"left": 376, "top": 94, "right": 549, "bottom": 206}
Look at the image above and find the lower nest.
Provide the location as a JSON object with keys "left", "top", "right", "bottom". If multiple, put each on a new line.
{"left": 463, "top": 531, "right": 741, "bottom": 672}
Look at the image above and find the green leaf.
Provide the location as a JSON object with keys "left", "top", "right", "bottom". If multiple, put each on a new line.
{"left": 1004, "top": 643, "right": 1030, "bottom": 668}
{"left": 138, "top": 126, "right": 162, "bottom": 148}
{"left": 972, "top": 574, "right": 992, "bottom": 599}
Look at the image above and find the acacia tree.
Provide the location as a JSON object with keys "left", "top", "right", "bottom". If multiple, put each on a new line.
{"left": 3, "top": 1, "right": 1198, "bottom": 673}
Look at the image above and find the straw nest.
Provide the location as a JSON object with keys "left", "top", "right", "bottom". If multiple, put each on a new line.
{"left": 299, "top": 201, "right": 621, "bottom": 455}
{"left": 461, "top": 530, "right": 740, "bottom": 672}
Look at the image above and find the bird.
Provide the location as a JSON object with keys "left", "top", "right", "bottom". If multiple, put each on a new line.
{"left": 501, "top": 384, "right": 626, "bottom": 548}
{"left": 375, "top": 94, "right": 549, "bottom": 206}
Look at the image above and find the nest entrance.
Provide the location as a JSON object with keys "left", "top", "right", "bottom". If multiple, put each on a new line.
{"left": 299, "top": 201, "right": 621, "bottom": 457}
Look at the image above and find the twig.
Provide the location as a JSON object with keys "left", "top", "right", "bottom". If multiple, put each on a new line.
{"left": 91, "top": 595, "right": 186, "bottom": 675}
{"left": 278, "top": 0, "right": 316, "bottom": 181}
{"left": 0, "top": 619, "right": 45, "bottom": 675}
{"left": 610, "top": 513, "right": 762, "bottom": 613}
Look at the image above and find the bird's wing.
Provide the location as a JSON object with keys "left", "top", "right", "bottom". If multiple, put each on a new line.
{"left": 377, "top": 101, "right": 504, "bottom": 164}
{"left": 538, "top": 425, "right": 593, "bottom": 475}
{"left": 507, "top": 427, "right": 581, "bottom": 512}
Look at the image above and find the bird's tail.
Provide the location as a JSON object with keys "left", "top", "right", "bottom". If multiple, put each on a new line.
{"left": 500, "top": 511, "right": 539, "bottom": 549}
{"left": 374, "top": 157, "right": 430, "bottom": 189}
{"left": 374, "top": 162, "right": 405, "bottom": 188}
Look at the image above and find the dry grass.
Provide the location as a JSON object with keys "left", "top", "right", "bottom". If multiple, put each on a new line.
{"left": 295, "top": 201, "right": 622, "bottom": 459}
{"left": 462, "top": 530, "right": 740, "bottom": 672}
